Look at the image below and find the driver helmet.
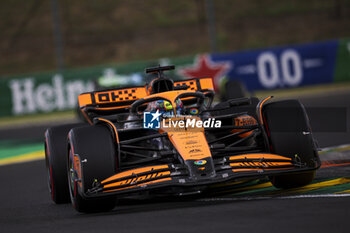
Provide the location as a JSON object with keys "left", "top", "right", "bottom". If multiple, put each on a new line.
{"left": 152, "top": 99, "right": 183, "bottom": 117}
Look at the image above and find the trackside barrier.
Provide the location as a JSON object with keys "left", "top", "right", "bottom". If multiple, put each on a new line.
{"left": 0, "top": 40, "right": 349, "bottom": 117}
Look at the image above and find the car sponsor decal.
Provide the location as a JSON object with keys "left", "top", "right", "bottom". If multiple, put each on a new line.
{"left": 103, "top": 171, "right": 171, "bottom": 189}
{"left": 194, "top": 160, "right": 207, "bottom": 165}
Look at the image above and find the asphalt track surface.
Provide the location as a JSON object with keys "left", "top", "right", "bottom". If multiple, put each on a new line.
{"left": 1, "top": 91, "right": 350, "bottom": 233}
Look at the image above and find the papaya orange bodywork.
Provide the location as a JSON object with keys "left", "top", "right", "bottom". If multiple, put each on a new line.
{"left": 103, "top": 171, "right": 171, "bottom": 189}
{"left": 229, "top": 153, "right": 292, "bottom": 161}
{"left": 73, "top": 154, "right": 82, "bottom": 188}
{"left": 94, "top": 87, "right": 147, "bottom": 104}
{"left": 78, "top": 77, "right": 214, "bottom": 109}
{"left": 97, "top": 118, "right": 119, "bottom": 143}
{"left": 229, "top": 153, "right": 294, "bottom": 172}
{"left": 100, "top": 165, "right": 171, "bottom": 192}
{"left": 78, "top": 93, "right": 92, "bottom": 107}
{"left": 103, "top": 177, "right": 172, "bottom": 193}
{"left": 101, "top": 165, "right": 169, "bottom": 184}
{"left": 160, "top": 116, "right": 212, "bottom": 161}
{"left": 232, "top": 167, "right": 293, "bottom": 172}
{"left": 232, "top": 115, "right": 257, "bottom": 138}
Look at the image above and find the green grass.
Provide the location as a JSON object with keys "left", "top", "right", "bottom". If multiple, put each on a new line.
{"left": 0, "top": 110, "right": 76, "bottom": 128}
{"left": 0, "top": 142, "right": 43, "bottom": 159}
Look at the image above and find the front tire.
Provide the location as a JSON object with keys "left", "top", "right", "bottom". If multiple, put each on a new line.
{"left": 270, "top": 171, "right": 316, "bottom": 189}
{"left": 263, "top": 100, "right": 320, "bottom": 189}
{"left": 68, "top": 125, "right": 117, "bottom": 213}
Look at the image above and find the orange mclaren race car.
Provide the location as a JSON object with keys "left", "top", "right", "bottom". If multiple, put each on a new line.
{"left": 45, "top": 65, "right": 320, "bottom": 212}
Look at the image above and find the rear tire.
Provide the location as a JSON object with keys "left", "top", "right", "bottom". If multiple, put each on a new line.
{"left": 45, "top": 123, "right": 86, "bottom": 204}
{"left": 263, "top": 100, "right": 319, "bottom": 189}
{"left": 68, "top": 125, "right": 117, "bottom": 213}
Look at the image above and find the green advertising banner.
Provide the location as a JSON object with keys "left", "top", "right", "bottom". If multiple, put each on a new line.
{"left": 0, "top": 56, "right": 194, "bottom": 117}
{"left": 334, "top": 38, "right": 350, "bottom": 83}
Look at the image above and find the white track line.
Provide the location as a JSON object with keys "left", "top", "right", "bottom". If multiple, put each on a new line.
{"left": 320, "top": 144, "right": 350, "bottom": 152}
{"left": 198, "top": 193, "right": 350, "bottom": 202}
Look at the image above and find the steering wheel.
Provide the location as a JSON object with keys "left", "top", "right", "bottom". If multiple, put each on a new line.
{"left": 130, "top": 92, "right": 206, "bottom": 116}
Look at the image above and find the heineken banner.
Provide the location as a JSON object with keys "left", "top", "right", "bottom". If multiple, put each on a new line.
{"left": 0, "top": 57, "right": 193, "bottom": 117}
{"left": 0, "top": 39, "right": 350, "bottom": 117}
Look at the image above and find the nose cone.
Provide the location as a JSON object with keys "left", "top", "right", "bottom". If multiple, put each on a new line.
{"left": 185, "top": 158, "right": 216, "bottom": 180}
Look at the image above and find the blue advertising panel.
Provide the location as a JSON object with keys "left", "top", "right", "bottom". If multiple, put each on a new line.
{"left": 211, "top": 40, "right": 339, "bottom": 91}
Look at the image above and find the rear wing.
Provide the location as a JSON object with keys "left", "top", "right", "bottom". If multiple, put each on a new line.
{"left": 78, "top": 86, "right": 147, "bottom": 110}
{"left": 173, "top": 77, "right": 214, "bottom": 92}
{"left": 78, "top": 77, "right": 214, "bottom": 122}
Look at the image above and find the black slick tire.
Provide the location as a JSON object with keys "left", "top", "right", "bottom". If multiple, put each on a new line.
{"left": 263, "top": 100, "right": 319, "bottom": 189}
{"left": 67, "top": 125, "right": 117, "bottom": 213}
{"left": 45, "top": 123, "right": 85, "bottom": 204}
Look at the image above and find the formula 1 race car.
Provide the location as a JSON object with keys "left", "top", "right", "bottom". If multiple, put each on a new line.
{"left": 45, "top": 65, "right": 320, "bottom": 212}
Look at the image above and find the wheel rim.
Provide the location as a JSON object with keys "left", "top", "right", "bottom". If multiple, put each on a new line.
{"left": 68, "top": 148, "right": 76, "bottom": 198}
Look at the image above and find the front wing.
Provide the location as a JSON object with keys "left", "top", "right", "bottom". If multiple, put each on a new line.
{"left": 83, "top": 153, "right": 318, "bottom": 199}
